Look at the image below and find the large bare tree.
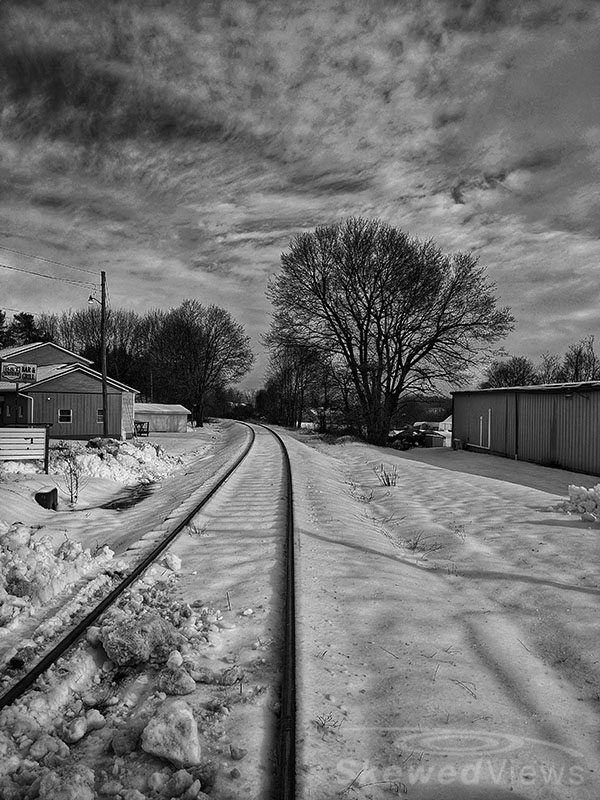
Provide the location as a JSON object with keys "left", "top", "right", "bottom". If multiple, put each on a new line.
{"left": 150, "top": 300, "right": 254, "bottom": 426}
{"left": 262, "top": 312, "right": 333, "bottom": 428}
{"left": 267, "top": 217, "right": 514, "bottom": 444}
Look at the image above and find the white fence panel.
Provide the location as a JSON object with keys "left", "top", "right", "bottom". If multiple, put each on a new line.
{"left": 0, "top": 427, "right": 49, "bottom": 472}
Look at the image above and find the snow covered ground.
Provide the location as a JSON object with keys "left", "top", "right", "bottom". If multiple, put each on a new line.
{"left": 1, "top": 423, "right": 600, "bottom": 799}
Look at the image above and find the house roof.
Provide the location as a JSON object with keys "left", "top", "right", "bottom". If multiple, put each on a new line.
{"left": 135, "top": 403, "right": 191, "bottom": 415}
{"left": 0, "top": 363, "right": 71, "bottom": 392}
{"left": 453, "top": 381, "right": 600, "bottom": 395}
{"left": 0, "top": 363, "right": 138, "bottom": 394}
{"left": 0, "top": 341, "right": 93, "bottom": 364}
{"left": 35, "top": 364, "right": 138, "bottom": 393}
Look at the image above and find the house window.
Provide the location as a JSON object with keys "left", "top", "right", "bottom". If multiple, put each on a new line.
{"left": 18, "top": 406, "right": 23, "bottom": 419}
{"left": 5, "top": 405, "right": 10, "bottom": 418}
{"left": 58, "top": 408, "right": 73, "bottom": 423}
{"left": 97, "top": 408, "right": 104, "bottom": 424}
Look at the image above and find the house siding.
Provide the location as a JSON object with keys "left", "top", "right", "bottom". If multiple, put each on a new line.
{"left": 121, "top": 392, "right": 135, "bottom": 438}
{"left": 28, "top": 390, "right": 123, "bottom": 439}
{"left": 37, "top": 371, "right": 122, "bottom": 394}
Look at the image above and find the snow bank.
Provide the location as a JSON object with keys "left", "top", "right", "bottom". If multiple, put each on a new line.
{"left": 0, "top": 522, "right": 116, "bottom": 628}
{"left": 1, "top": 438, "right": 185, "bottom": 485}
{"left": 50, "top": 439, "right": 184, "bottom": 485}
{"left": 0, "top": 461, "right": 40, "bottom": 475}
{"left": 0, "top": 570, "right": 233, "bottom": 798}
{"left": 559, "top": 484, "right": 600, "bottom": 522}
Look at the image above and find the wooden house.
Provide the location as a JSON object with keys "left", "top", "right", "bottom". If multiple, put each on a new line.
{"left": 0, "top": 342, "right": 138, "bottom": 440}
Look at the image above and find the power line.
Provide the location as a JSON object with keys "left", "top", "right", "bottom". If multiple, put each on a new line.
{"left": 0, "top": 245, "right": 98, "bottom": 276}
{"left": 0, "top": 262, "right": 97, "bottom": 289}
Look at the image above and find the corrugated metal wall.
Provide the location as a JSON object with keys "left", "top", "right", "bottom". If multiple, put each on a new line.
{"left": 454, "top": 389, "right": 600, "bottom": 475}
{"left": 453, "top": 392, "right": 516, "bottom": 455}
{"left": 518, "top": 392, "right": 554, "bottom": 465}
{"left": 553, "top": 392, "right": 600, "bottom": 474}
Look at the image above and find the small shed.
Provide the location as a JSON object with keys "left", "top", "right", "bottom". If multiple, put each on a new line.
{"left": 134, "top": 403, "right": 190, "bottom": 433}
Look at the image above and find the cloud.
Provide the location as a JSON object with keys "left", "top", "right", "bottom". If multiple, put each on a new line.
{"left": 3, "top": 0, "right": 600, "bottom": 387}
{"left": 436, "top": 18, "right": 600, "bottom": 237}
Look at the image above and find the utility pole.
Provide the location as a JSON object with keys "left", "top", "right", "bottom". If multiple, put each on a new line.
{"left": 100, "top": 270, "right": 108, "bottom": 438}
{"left": 89, "top": 271, "right": 108, "bottom": 438}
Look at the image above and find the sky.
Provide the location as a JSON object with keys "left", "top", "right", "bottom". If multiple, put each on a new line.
{"left": 1, "top": 0, "right": 600, "bottom": 389}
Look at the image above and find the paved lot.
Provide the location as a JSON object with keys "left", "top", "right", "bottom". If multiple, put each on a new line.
{"left": 385, "top": 445, "right": 599, "bottom": 497}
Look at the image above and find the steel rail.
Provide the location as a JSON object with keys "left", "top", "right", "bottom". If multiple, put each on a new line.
{"left": 261, "top": 424, "right": 297, "bottom": 800}
{"left": 0, "top": 424, "right": 256, "bottom": 711}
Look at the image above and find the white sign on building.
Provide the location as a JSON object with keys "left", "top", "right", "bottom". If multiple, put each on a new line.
{"left": 0, "top": 362, "right": 38, "bottom": 383}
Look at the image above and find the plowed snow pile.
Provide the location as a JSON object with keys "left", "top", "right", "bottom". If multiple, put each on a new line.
{"left": 559, "top": 484, "right": 600, "bottom": 522}
{"left": 2, "top": 438, "right": 184, "bottom": 484}
{"left": 0, "top": 522, "right": 115, "bottom": 628}
{"left": 0, "top": 438, "right": 189, "bottom": 651}
{"left": 51, "top": 438, "right": 185, "bottom": 484}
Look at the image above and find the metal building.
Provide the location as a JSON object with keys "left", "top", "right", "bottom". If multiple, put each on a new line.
{"left": 452, "top": 382, "right": 600, "bottom": 476}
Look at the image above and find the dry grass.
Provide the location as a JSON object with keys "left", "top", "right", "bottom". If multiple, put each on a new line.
{"left": 403, "top": 530, "right": 443, "bottom": 553}
{"left": 314, "top": 711, "right": 344, "bottom": 740}
{"left": 374, "top": 463, "right": 397, "bottom": 486}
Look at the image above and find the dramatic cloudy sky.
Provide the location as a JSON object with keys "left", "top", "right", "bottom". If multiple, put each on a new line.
{"left": 1, "top": 0, "right": 600, "bottom": 386}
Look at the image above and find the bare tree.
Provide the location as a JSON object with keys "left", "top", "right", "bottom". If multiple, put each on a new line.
{"left": 536, "top": 351, "right": 562, "bottom": 384}
{"left": 38, "top": 311, "right": 80, "bottom": 352}
{"left": 557, "top": 336, "right": 600, "bottom": 382}
{"left": 263, "top": 312, "right": 332, "bottom": 428}
{"left": 150, "top": 300, "right": 254, "bottom": 426}
{"left": 38, "top": 307, "right": 149, "bottom": 388}
{"left": 480, "top": 355, "right": 539, "bottom": 388}
{"left": 267, "top": 217, "right": 514, "bottom": 444}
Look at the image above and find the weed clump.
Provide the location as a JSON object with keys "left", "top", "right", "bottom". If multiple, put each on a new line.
{"left": 374, "top": 463, "right": 397, "bottom": 486}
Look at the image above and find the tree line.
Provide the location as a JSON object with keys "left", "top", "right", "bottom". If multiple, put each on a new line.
{"left": 0, "top": 301, "right": 254, "bottom": 426}
{"left": 7, "top": 216, "right": 588, "bottom": 441}
{"left": 480, "top": 337, "right": 600, "bottom": 388}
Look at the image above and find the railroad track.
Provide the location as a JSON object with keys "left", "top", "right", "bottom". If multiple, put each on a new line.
{"left": 0, "top": 422, "right": 296, "bottom": 800}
